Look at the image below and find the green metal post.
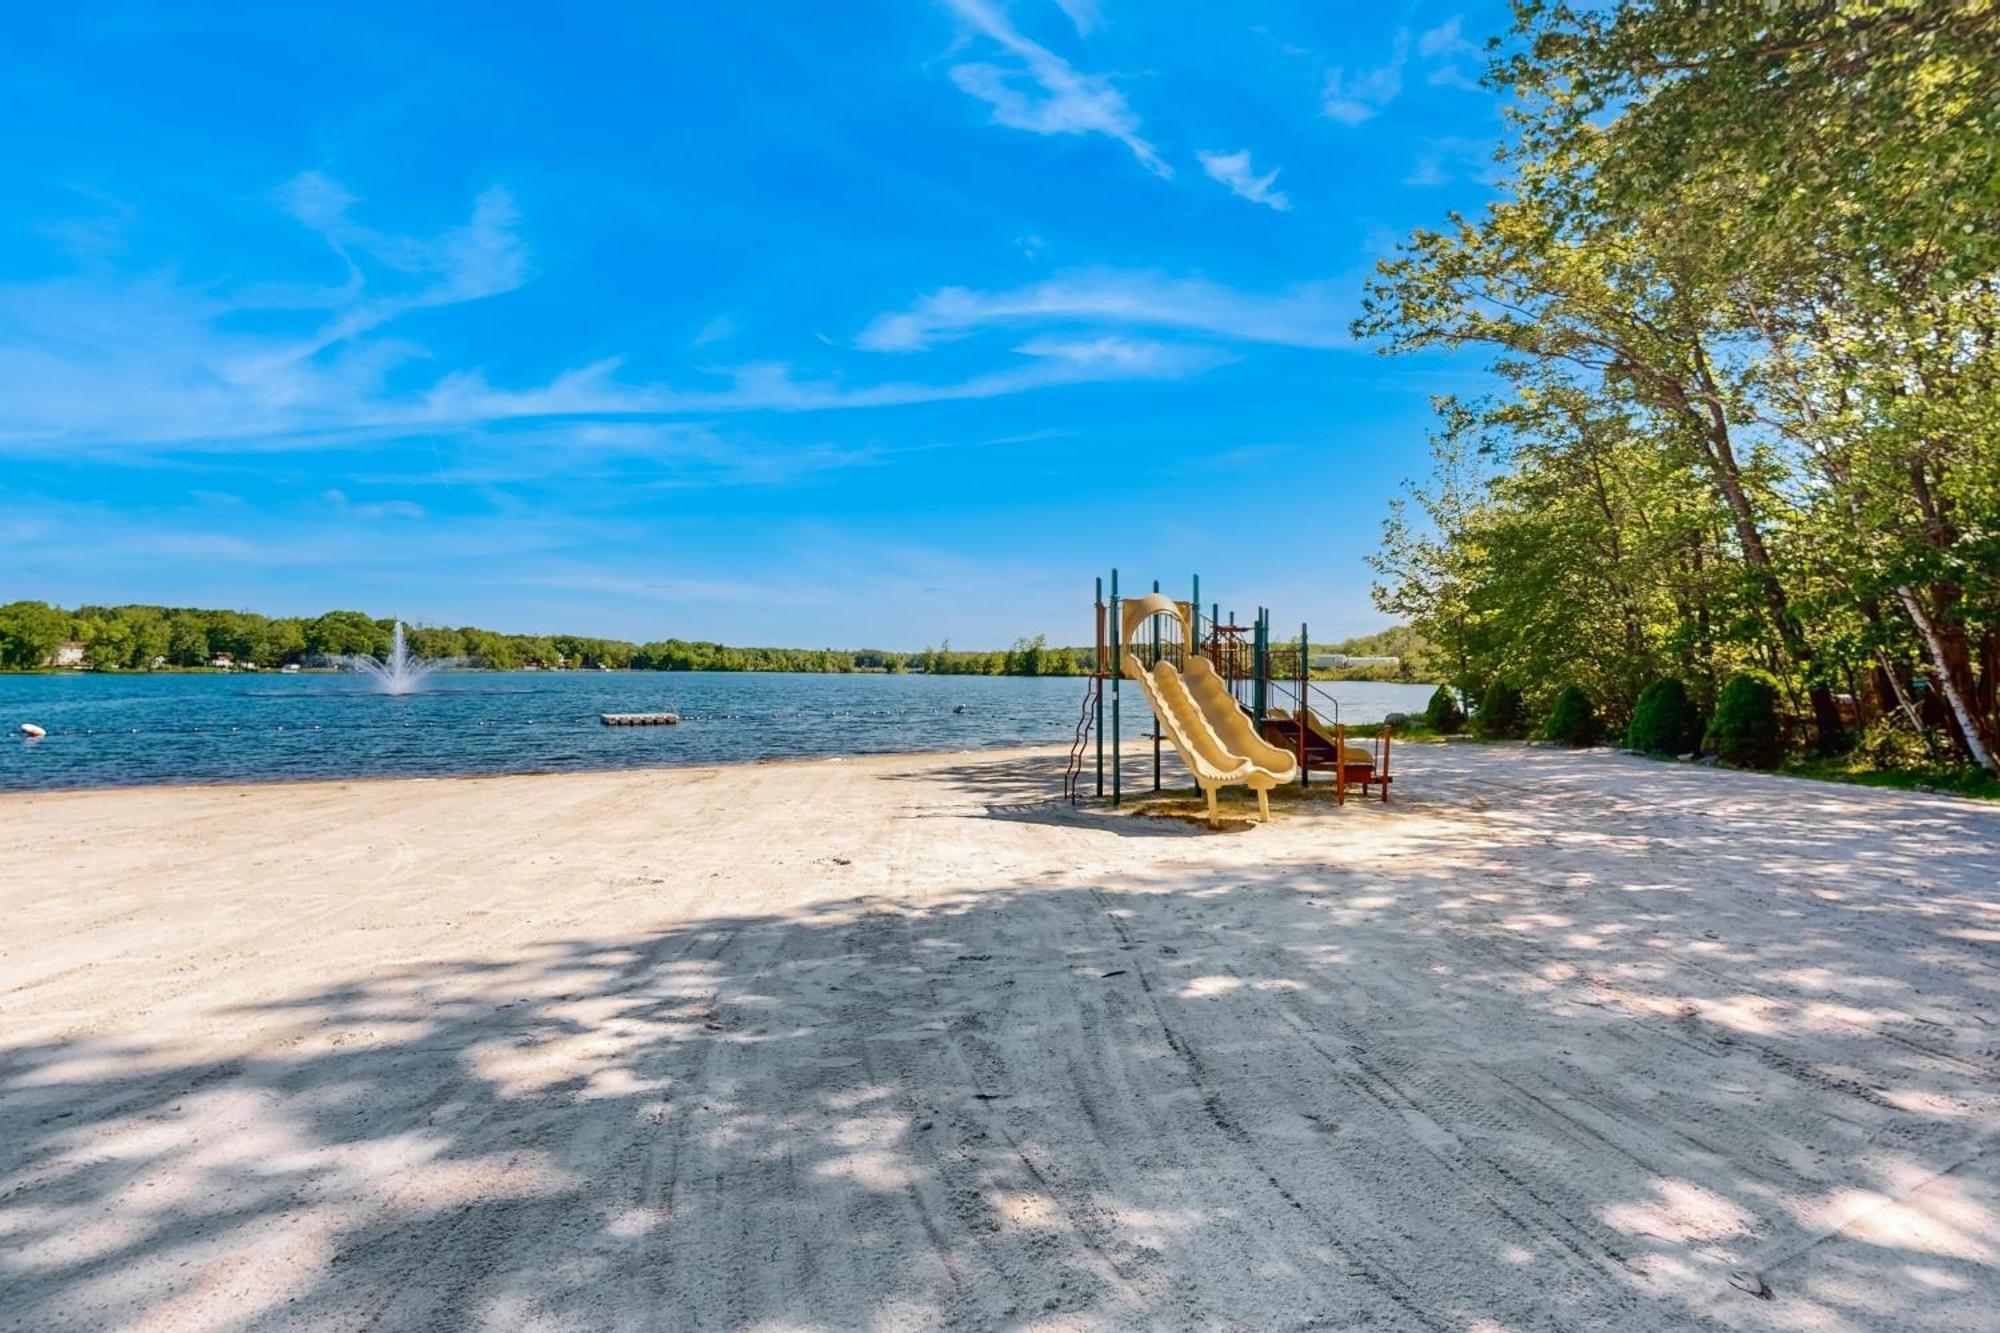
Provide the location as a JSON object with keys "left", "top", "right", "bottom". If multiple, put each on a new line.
{"left": 1249, "top": 609, "right": 1260, "bottom": 722}
{"left": 1151, "top": 579, "right": 1162, "bottom": 791}
{"left": 1110, "top": 568, "right": 1121, "bottom": 807}
{"left": 1299, "top": 621, "right": 1310, "bottom": 787}
{"left": 1094, "top": 576, "right": 1105, "bottom": 797}
{"left": 1228, "top": 609, "right": 1239, "bottom": 705}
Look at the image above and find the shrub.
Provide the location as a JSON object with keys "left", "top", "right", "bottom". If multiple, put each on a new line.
{"left": 1626, "top": 678, "right": 1699, "bottom": 755}
{"left": 1424, "top": 685, "right": 1465, "bottom": 735}
{"left": 1857, "top": 718, "right": 1935, "bottom": 770}
{"left": 1705, "top": 673, "right": 1783, "bottom": 768}
{"left": 1541, "top": 684, "right": 1599, "bottom": 747}
{"left": 1473, "top": 679, "right": 1529, "bottom": 738}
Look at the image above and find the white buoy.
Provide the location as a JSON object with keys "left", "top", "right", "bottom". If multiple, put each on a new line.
{"left": 19, "top": 723, "right": 46, "bottom": 738}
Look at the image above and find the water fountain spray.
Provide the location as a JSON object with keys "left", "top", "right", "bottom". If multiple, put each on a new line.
{"left": 342, "top": 622, "right": 442, "bottom": 695}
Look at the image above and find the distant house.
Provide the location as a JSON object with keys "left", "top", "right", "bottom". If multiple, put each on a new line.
{"left": 52, "top": 641, "right": 86, "bottom": 668}
{"left": 210, "top": 652, "right": 234, "bottom": 669}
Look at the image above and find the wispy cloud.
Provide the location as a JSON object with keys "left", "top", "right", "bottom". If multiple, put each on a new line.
{"left": 1417, "top": 17, "right": 1474, "bottom": 60}
{"left": 1320, "top": 29, "right": 1409, "bottom": 126}
{"left": 691, "top": 314, "right": 736, "bottom": 346}
{"left": 0, "top": 318, "right": 1221, "bottom": 452}
{"left": 1416, "top": 16, "right": 1481, "bottom": 90}
{"left": 0, "top": 495, "right": 600, "bottom": 580}
{"left": 414, "top": 335, "right": 1225, "bottom": 425}
{"left": 323, "top": 487, "right": 426, "bottom": 520}
{"left": 857, "top": 269, "right": 1350, "bottom": 352}
{"left": 1053, "top": 0, "right": 1102, "bottom": 37}
{"left": 1197, "top": 149, "right": 1292, "bottom": 212}
{"left": 0, "top": 175, "right": 529, "bottom": 453}
{"left": 939, "top": 0, "right": 1167, "bottom": 178}
{"left": 0, "top": 180, "right": 1233, "bottom": 456}
{"left": 514, "top": 568, "right": 830, "bottom": 610}
{"left": 1402, "top": 156, "right": 1449, "bottom": 188}
{"left": 1402, "top": 135, "right": 1502, "bottom": 189}
{"left": 268, "top": 171, "right": 526, "bottom": 351}
{"left": 1320, "top": 21, "right": 1482, "bottom": 126}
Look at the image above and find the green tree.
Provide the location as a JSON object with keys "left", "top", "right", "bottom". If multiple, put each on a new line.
{"left": 1495, "top": 0, "right": 1998, "bottom": 765}
{"left": 1357, "top": 2, "right": 1999, "bottom": 773}
{"left": 1626, "top": 679, "right": 1700, "bottom": 757}
{"left": 165, "top": 612, "right": 211, "bottom": 666}
{"left": 0, "top": 601, "right": 69, "bottom": 668}
{"left": 120, "top": 607, "right": 171, "bottom": 668}
{"left": 1541, "top": 685, "right": 1599, "bottom": 747}
{"left": 1472, "top": 679, "right": 1528, "bottom": 739}
{"left": 1424, "top": 685, "right": 1465, "bottom": 736}
{"left": 83, "top": 618, "right": 134, "bottom": 670}
{"left": 307, "top": 611, "right": 389, "bottom": 659}
{"left": 1706, "top": 673, "right": 1784, "bottom": 770}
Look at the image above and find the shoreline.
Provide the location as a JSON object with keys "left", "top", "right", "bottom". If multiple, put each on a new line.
{"left": 0, "top": 738, "right": 1076, "bottom": 801}
{"left": 0, "top": 676, "right": 1444, "bottom": 796}
{"left": 0, "top": 665, "right": 1098, "bottom": 680}
{"left": 10, "top": 732, "right": 1994, "bottom": 805}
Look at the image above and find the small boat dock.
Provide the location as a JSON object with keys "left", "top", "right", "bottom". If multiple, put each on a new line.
{"left": 600, "top": 712, "right": 680, "bottom": 726}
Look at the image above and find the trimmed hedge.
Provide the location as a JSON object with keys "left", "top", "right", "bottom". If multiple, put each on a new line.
{"left": 1424, "top": 685, "right": 1465, "bottom": 735}
{"left": 1541, "top": 684, "right": 1599, "bottom": 747}
{"left": 1706, "top": 673, "right": 1783, "bottom": 768}
{"left": 1626, "top": 678, "right": 1699, "bottom": 755}
{"left": 1473, "top": 679, "right": 1529, "bottom": 738}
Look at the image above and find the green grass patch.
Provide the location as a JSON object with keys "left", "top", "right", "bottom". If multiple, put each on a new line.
{"left": 1782, "top": 756, "right": 2000, "bottom": 802}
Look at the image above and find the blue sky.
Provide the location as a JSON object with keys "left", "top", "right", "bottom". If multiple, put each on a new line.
{"left": 1, "top": 1, "right": 1508, "bottom": 648}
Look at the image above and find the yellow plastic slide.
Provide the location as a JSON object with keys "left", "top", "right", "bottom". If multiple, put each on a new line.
{"left": 1119, "top": 593, "right": 1297, "bottom": 825}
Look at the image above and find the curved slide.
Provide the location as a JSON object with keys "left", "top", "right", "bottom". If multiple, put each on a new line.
{"left": 1119, "top": 593, "right": 1297, "bottom": 825}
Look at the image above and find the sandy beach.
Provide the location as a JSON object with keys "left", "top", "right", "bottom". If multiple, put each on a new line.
{"left": 3, "top": 743, "right": 1997, "bottom": 1331}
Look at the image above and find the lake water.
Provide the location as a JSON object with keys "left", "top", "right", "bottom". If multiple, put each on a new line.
{"left": 0, "top": 672, "right": 1440, "bottom": 791}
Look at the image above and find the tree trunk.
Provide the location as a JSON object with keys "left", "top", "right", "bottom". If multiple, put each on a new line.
{"left": 1897, "top": 585, "right": 1999, "bottom": 773}
{"left": 1899, "top": 458, "right": 1998, "bottom": 769}
{"left": 1680, "top": 347, "right": 1844, "bottom": 751}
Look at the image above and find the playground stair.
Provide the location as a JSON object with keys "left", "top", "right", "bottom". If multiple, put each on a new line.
{"left": 1258, "top": 713, "right": 1342, "bottom": 769}
{"left": 1261, "top": 708, "right": 1393, "bottom": 799}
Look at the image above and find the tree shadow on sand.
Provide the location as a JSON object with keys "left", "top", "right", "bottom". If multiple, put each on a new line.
{"left": 884, "top": 749, "right": 1288, "bottom": 836}
{"left": 4, "top": 749, "right": 1999, "bottom": 1330}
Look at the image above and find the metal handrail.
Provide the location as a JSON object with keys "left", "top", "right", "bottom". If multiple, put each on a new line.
{"left": 1062, "top": 673, "right": 1101, "bottom": 803}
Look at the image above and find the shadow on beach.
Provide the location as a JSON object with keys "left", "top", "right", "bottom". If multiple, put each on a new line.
{"left": 883, "top": 747, "right": 1301, "bottom": 835}
{"left": 3, "top": 746, "right": 1999, "bottom": 1330}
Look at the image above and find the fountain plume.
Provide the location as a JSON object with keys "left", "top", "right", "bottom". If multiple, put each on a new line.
{"left": 342, "top": 621, "right": 444, "bottom": 695}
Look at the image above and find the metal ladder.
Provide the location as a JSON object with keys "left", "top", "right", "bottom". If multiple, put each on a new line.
{"left": 1062, "top": 674, "right": 1101, "bottom": 803}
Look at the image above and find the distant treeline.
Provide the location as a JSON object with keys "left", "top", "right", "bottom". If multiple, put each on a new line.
{"left": 1308, "top": 626, "right": 1432, "bottom": 682}
{"left": 0, "top": 601, "right": 1091, "bottom": 676}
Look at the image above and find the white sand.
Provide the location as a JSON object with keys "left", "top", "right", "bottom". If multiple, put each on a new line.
{"left": 2, "top": 743, "right": 1997, "bottom": 1331}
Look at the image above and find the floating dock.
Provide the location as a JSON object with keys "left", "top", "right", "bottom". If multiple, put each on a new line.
{"left": 600, "top": 712, "right": 680, "bottom": 726}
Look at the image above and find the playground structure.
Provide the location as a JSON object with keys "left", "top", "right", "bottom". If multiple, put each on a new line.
{"left": 1062, "top": 571, "right": 1394, "bottom": 824}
